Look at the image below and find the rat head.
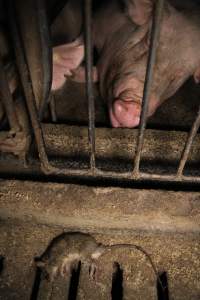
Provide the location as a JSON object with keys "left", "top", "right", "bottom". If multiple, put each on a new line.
{"left": 103, "top": 0, "right": 200, "bottom": 128}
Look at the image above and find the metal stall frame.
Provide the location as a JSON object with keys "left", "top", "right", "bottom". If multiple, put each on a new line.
{"left": 3, "top": 0, "right": 200, "bottom": 184}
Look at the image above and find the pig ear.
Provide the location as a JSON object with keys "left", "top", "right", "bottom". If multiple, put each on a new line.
{"left": 125, "top": 0, "right": 154, "bottom": 25}
{"left": 194, "top": 66, "right": 200, "bottom": 84}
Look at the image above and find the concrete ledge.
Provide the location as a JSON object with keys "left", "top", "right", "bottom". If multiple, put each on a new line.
{"left": 43, "top": 125, "right": 200, "bottom": 163}
{"left": 0, "top": 179, "right": 199, "bottom": 233}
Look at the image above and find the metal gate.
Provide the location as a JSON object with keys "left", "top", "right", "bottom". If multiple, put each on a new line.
{"left": 0, "top": 1, "right": 199, "bottom": 300}
{"left": 0, "top": 0, "right": 200, "bottom": 185}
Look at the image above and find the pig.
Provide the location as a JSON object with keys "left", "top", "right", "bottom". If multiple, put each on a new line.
{"left": 52, "top": 0, "right": 200, "bottom": 128}
{"left": 51, "top": 36, "right": 84, "bottom": 91}
{"left": 51, "top": 0, "right": 85, "bottom": 91}
{"left": 93, "top": 0, "right": 200, "bottom": 127}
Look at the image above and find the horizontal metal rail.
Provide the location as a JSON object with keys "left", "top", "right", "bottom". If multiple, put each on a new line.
{"left": 50, "top": 168, "right": 200, "bottom": 184}
{"left": 1, "top": 154, "right": 200, "bottom": 185}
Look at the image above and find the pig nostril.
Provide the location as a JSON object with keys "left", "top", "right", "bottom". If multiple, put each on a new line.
{"left": 112, "top": 99, "right": 141, "bottom": 128}
{"left": 114, "top": 101, "right": 126, "bottom": 114}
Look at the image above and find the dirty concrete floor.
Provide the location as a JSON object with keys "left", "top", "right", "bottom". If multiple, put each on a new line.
{"left": 0, "top": 180, "right": 199, "bottom": 300}
{"left": 0, "top": 219, "right": 199, "bottom": 300}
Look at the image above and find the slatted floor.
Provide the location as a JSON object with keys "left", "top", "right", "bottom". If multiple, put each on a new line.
{"left": 0, "top": 208, "right": 199, "bottom": 299}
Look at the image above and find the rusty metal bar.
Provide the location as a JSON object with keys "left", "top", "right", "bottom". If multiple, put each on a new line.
{"left": 37, "top": 0, "right": 53, "bottom": 121}
{"left": 7, "top": 0, "right": 55, "bottom": 174}
{"left": 1, "top": 152, "right": 200, "bottom": 184}
{"left": 133, "top": 0, "right": 164, "bottom": 176}
{"left": 0, "top": 58, "right": 20, "bottom": 132}
{"left": 177, "top": 105, "right": 200, "bottom": 177}
{"left": 84, "top": 0, "right": 96, "bottom": 171}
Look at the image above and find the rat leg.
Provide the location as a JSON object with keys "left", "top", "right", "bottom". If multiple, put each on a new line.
{"left": 60, "top": 260, "right": 71, "bottom": 277}
{"left": 47, "top": 266, "right": 59, "bottom": 282}
{"left": 59, "top": 257, "right": 80, "bottom": 278}
{"left": 89, "top": 261, "right": 97, "bottom": 281}
{"left": 0, "top": 131, "right": 30, "bottom": 159}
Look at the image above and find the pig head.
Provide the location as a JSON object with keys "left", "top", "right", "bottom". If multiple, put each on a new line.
{"left": 95, "top": 0, "right": 200, "bottom": 127}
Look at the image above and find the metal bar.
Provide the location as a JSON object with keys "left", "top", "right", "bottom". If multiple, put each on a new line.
{"left": 1, "top": 153, "right": 200, "bottom": 184}
{"left": 7, "top": 0, "right": 55, "bottom": 174}
{"left": 133, "top": 0, "right": 164, "bottom": 176}
{"left": 49, "top": 0, "right": 69, "bottom": 25}
{"left": 49, "top": 94, "right": 57, "bottom": 122}
{"left": 37, "top": 0, "right": 53, "bottom": 120}
{"left": 0, "top": 58, "right": 20, "bottom": 132}
{"left": 177, "top": 105, "right": 200, "bottom": 177}
{"left": 84, "top": 0, "right": 96, "bottom": 171}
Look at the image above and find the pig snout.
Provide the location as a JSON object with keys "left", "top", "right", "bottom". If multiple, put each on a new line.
{"left": 110, "top": 93, "right": 158, "bottom": 128}
{"left": 108, "top": 77, "right": 146, "bottom": 128}
{"left": 110, "top": 99, "right": 141, "bottom": 128}
{"left": 108, "top": 76, "right": 160, "bottom": 128}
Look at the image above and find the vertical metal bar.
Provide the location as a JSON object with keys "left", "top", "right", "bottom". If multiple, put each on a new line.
{"left": 0, "top": 59, "right": 20, "bottom": 132}
{"left": 37, "top": 0, "right": 53, "bottom": 121}
{"left": 84, "top": 0, "right": 96, "bottom": 171}
{"left": 49, "top": 94, "right": 57, "bottom": 122}
{"left": 177, "top": 106, "right": 200, "bottom": 177}
{"left": 133, "top": 0, "right": 164, "bottom": 176}
{"left": 7, "top": 0, "right": 54, "bottom": 174}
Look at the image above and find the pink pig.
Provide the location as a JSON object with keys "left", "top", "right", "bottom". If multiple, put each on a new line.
{"left": 52, "top": 0, "right": 200, "bottom": 128}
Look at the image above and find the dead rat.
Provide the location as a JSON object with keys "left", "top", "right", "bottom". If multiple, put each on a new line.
{"left": 35, "top": 231, "right": 161, "bottom": 285}
{"left": 35, "top": 232, "right": 104, "bottom": 281}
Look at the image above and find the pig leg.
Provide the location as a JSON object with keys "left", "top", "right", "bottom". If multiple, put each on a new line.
{"left": 52, "top": 37, "right": 84, "bottom": 91}
{"left": 0, "top": 97, "right": 31, "bottom": 162}
{"left": 0, "top": 130, "right": 30, "bottom": 160}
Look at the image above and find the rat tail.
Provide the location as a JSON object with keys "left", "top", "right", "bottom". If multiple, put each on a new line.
{"left": 104, "top": 243, "right": 164, "bottom": 291}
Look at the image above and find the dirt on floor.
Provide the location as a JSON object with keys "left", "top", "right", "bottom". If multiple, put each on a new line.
{"left": 0, "top": 220, "right": 199, "bottom": 300}
{"left": 0, "top": 178, "right": 199, "bottom": 299}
